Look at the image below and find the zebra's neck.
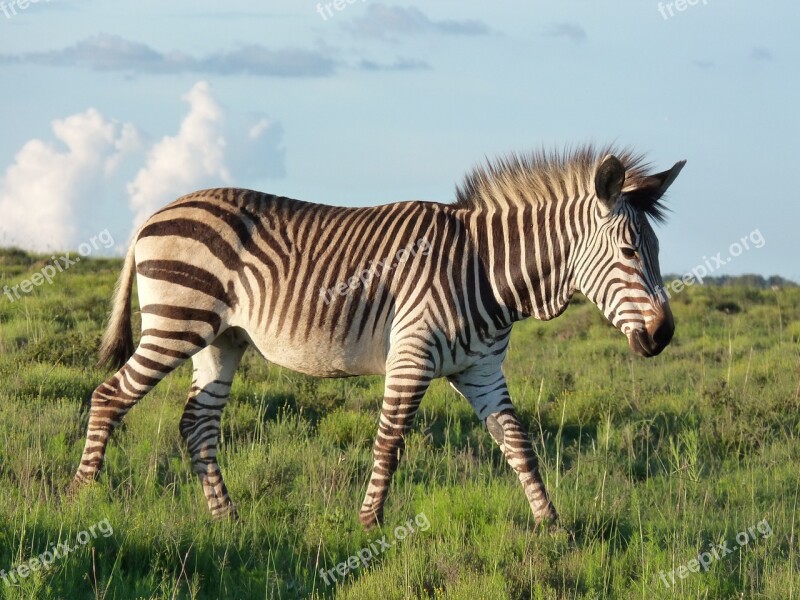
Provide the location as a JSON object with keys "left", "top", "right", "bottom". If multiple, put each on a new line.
{"left": 460, "top": 201, "right": 579, "bottom": 325}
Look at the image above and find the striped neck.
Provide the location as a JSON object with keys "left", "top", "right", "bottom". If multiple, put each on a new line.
{"left": 459, "top": 200, "right": 580, "bottom": 325}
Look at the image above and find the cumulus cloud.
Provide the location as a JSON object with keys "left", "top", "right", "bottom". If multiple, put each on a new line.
{"left": 0, "top": 34, "right": 337, "bottom": 78}
{"left": 0, "top": 111, "right": 140, "bottom": 252}
{"left": 346, "top": 4, "right": 491, "bottom": 40}
{"left": 543, "top": 22, "right": 587, "bottom": 44}
{"left": 128, "top": 81, "right": 285, "bottom": 228}
{"left": 127, "top": 82, "right": 230, "bottom": 227}
{"left": 0, "top": 82, "right": 286, "bottom": 252}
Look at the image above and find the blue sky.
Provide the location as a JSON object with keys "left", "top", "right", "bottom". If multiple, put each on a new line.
{"left": 0, "top": 0, "right": 797, "bottom": 280}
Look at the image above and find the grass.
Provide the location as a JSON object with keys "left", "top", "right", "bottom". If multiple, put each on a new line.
{"left": 0, "top": 247, "right": 798, "bottom": 599}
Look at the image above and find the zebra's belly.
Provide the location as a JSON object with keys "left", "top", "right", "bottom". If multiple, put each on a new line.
{"left": 245, "top": 331, "right": 387, "bottom": 378}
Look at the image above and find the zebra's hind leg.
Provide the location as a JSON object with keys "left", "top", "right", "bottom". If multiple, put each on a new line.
{"left": 449, "top": 366, "right": 558, "bottom": 527}
{"left": 179, "top": 328, "right": 249, "bottom": 520}
{"left": 70, "top": 332, "right": 205, "bottom": 493}
{"left": 359, "top": 364, "right": 432, "bottom": 529}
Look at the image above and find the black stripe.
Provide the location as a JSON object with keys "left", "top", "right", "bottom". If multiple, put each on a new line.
{"left": 140, "top": 304, "right": 221, "bottom": 333}
{"left": 137, "top": 260, "right": 233, "bottom": 307}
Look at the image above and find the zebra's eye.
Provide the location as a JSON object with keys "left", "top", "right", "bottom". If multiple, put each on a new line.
{"left": 621, "top": 247, "right": 637, "bottom": 260}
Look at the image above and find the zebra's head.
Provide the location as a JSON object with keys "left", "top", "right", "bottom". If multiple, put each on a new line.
{"left": 574, "top": 154, "right": 685, "bottom": 357}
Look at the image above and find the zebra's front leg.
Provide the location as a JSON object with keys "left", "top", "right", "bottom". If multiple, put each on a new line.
{"left": 359, "top": 365, "right": 432, "bottom": 529}
{"left": 179, "top": 330, "right": 247, "bottom": 519}
{"left": 449, "top": 367, "right": 558, "bottom": 526}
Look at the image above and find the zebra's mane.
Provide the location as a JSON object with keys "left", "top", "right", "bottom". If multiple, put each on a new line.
{"left": 453, "top": 145, "right": 669, "bottom": 223}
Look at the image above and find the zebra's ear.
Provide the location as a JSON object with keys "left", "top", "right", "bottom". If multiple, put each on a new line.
{"left": 648, "top": 160, "right": 687, "bottom": 198}
{"left": 594, "top": 155, "right": 626, "bottom": 211}
{"left": 622, "top": 159, "right": 686, "bottom": 224}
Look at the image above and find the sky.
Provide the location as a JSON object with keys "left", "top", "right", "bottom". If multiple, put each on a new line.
{"left": 0, "top": 0, "right": 798, "bottom": 281}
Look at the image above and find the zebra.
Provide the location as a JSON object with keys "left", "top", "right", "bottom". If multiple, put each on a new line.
{"left": 69, "top": 145, "right": 684, "bottom": 528}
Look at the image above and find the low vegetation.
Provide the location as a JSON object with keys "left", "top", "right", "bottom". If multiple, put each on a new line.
{"left": 0, "top": 248, "right": 798, "bottom": 599}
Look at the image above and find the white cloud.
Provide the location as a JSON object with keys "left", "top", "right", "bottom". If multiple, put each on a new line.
{"left": 0, "top": 34, "right": 338, "bottom": 78}
{"left": 127, "top": 81, "right": 286, "bottom": 230}
{"left": 127, "top": 81, "right": 231, "bottom": 227}
{"left": 248, "top": 118, "right": 272, "bottom": 139}
{"left": 0, "top": 81, "right": 286, "bottom": 252}
{"left": 543, "top": 22, "right": 587, "bottom": 44}
{"left": 358, "top": 57, "right": 431, "bottom": 71}
{"left": 0, "top": 110, "right": 140, "bottom": 252}
{"left": 346, "top": 4, "right": 491, "bottom": 39}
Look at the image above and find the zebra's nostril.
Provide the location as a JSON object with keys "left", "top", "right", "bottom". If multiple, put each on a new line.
{"left": 652, "top": 319, "right": 674, "bottom": 346}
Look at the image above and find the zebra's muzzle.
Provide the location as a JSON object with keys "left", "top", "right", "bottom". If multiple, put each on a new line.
{"left": 628, "top": 305, "right": 674, "bottom": 357}
{"left": 628, "top": 329, "right": 657, "bottom": 357}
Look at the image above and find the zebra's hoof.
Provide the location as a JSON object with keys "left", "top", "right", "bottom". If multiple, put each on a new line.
{"left": 546, "top": 522, "right": 572, "bottom": 537}
{"left": 211, "top": 503, "right": 239, "bottom": 522}
{"left": 358, "top": 507, "right": 383, "bottom": 530}
{"left": 65, "top": 477, "right": 92, "bottom": 500}
{"left": 536, "top": 506, "right": 559, "bottom": 528}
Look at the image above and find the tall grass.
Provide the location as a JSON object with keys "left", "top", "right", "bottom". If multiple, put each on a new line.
{"left": 0, "top": 248, "right": 798, "bottom": 599}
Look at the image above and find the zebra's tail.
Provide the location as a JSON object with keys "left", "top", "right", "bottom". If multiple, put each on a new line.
{"left": 97, "top": 236, "right": 137, "bottom": 370}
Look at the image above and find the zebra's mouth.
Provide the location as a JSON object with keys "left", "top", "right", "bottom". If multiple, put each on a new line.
{"left": 628, "top": 329, "right": 659, "bottom": 358}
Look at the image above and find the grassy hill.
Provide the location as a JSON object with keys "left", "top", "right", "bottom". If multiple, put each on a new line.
{"left": 0, "top": 248, "right": 798, "bottom": 599}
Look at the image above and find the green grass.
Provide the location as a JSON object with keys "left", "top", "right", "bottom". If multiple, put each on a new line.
{"left": 0, "top": 247, "right": 798, "bottom": 599}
